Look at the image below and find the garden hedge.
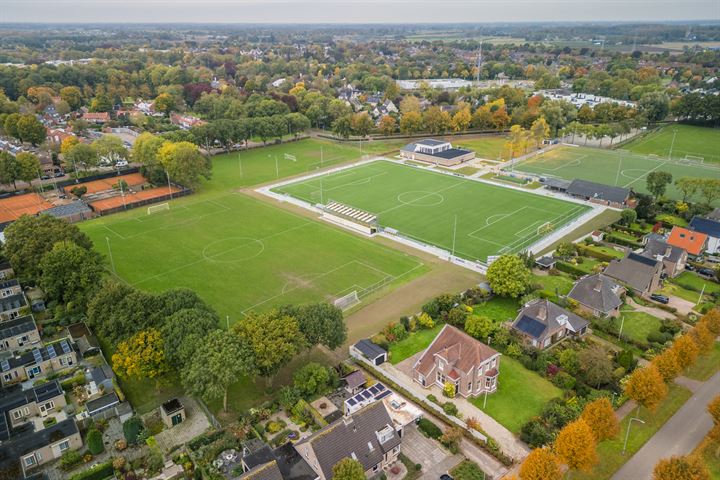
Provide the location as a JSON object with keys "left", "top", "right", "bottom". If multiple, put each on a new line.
{"left": 69, "top": 461, "right": 113, "bottom": 480}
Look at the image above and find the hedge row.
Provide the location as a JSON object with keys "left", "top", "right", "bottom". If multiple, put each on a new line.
{"left": 575, "top": 244, "right": 617, "bottom": 262}
{"left": 555, "top": 261, "right": 588, "bottom": 277}
{"left": 69, "top": 461, "right": 114, "bottom": 480}
{"left": 606, "top": 234, "right": 643, "bottom": 249}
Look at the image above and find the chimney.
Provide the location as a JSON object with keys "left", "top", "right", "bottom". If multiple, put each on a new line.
{"left": 538, "top": 302, "right": 547, "bottom": 321}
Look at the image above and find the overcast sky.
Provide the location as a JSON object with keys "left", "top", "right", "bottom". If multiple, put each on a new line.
{"left": 2, "top": 0, "right": 719, "bottom": 24}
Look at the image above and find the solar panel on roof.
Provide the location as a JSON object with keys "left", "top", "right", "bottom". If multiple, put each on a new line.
{"left": 515, "top": 316, "right": 546, "bottom": 339}
{"left": 347, "top": 398, "right": 356, "bottom": 406}
{"left": 48, "top": 347, "right": 57, "bottom": 359}
{"left": 32, "top": 348, "right": 43, "bottom": 363}
{"left": 376, "top": 390, "right": 392, "bottom": 400}
{"left": 0, "top": 359, "right": 9, "bottom": 371}
{"left": 61, "top": 340, "right": 71, "bottom": 353}
{"left": 376, "top": 383, "right": 386, "bottom": 392}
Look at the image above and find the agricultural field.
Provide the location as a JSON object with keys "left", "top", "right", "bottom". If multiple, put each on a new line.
{"left": 81, "top": 139, "right": 429, "bottom": 323}
{"left": 273, "top": 160, "right": 590, "bottom": 263}
{"left": 511, "top": 145, "right": 720, "bottom": 202}
{"left": 624, "top": 124, "right": 720, "bottom": 163}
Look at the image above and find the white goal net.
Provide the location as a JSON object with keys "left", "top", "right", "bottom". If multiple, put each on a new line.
{"left": 334, "top": 290, "right": 360, "bottom": 311}
{"left": 147, "top": 203, "right": 170, "bottom": 215}
{"left": 683, "top": 155, "right": 705, "bottom": 165}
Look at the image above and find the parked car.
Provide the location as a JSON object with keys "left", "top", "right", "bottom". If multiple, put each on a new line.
{"left": 685, "top": 264, "right": 695, "bottom": 271}
{"left": 698, "top": 267, "right": 716, "bottom": 279}
{"left": 440, "top": 475, "right": 453, "bottom": 480}
{"left": 650, "top": 294, "right": 670, "bottom": 304}
{"left": 40, "top": 174, "right": 50, "bottom": 180}
{"left": 115, "top": 160, "right": 129, "bottom": 168}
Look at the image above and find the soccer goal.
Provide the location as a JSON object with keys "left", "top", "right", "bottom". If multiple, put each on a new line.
{"left": 334, "top": 290, "right": 360, "bottom": 311}
{"left": 683, "top": 155, "right": 705, "bottom": 165}
{"left": 147, "top": 203, "right": 170, "bottom": 215}
{"left": 284, "top": 153, "right": 297, "bottom": 162}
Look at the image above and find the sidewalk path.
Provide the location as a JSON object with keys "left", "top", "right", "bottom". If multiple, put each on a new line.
{"left": 611, "top": 370, "right": 720, "bottom": 480}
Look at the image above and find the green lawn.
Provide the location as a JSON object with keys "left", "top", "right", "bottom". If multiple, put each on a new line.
{"left": 684, "top": 342, "right": 720, "bottom": 381}
{"left": 470, "top": 356, "right": 562, "bottom": 434}
{"left": 672, "top": 271, "right": 720, "bottom": 295}
{"left": 617, "top": 311, "right": 662, "bottom": 345}
{"left": 453, "top": 136, "right": 508, "bottom": 160}
{"left": 583, "top": 245, "right": 625, "bottom": 259}
{"left": 695, "top": 437, "right": 720, "bottom": 479}
{"left": 511, "top": 145, "right": 720, "bottom": 202}
{"left": 473, "top": 297, "right": 520, "bottom": 323}
{"left": 389, "top": 325, "right": 444, "bottom": 364}
{"left": 574, "top": 383, "right": 693, "bottom": 480}
{"left": 659, "top": 282, "right": 703, "bottom": 304}
{"left": 273, "top": 160, "right": 590, "bottom": 263}
{"left": 533, "top": 273, "right": 576, "bottom": 298}
{"left": 655, "top": 213, "right": 689, "bottom": 227}
{"left": 623, "top": 124, "right": 720, "bottom": 163}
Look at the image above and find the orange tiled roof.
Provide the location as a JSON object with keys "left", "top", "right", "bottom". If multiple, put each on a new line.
{"left": 667, "top": 226, "right": 707, "bottom": 256}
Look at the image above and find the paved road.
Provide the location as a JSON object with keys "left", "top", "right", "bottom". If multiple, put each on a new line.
{"left": 612, "top": 370, "right": 720, "bottom": 480}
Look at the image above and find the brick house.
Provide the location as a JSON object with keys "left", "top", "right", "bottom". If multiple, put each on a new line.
{"left": 604, "top": 252, "right": 664, "bottom": 296}
{"left": 511, "top": 299, "right": 590, "bottom": 349}
{"left": 567, "top": 274, "right": 625, "bottom": 318}
{"left": 0, "top": 315, "right": 41, "bottom": 354}
{"left": 411, "top": 324, "right": 500, "bottom": 398}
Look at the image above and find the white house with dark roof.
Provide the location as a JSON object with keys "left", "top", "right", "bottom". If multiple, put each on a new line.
{"left": 689, "top": 216, "right": 720, "bottom": 254}
{"left": 511, "top": 299, "right": 589, "bottom": 349}
{"left": 400, "top": 139, "right": 475, "bottom": 166}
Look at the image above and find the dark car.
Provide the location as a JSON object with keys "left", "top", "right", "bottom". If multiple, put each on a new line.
{"left": 650, "top": 294, "right": 669, "bottom": 304}
{"left": 685, "top": 264, "right": 695, "bottom": 271}
{"left": 40, "top": 174, "right": 50, "bottom": 180}
{"left": 54, "top": 171, "right": 64, "bottom": 178}
{"left": 698, "top": 268, "right": 716, "bottom": 278}
{"left": 440, "top": 475, "right": 454, "bottom": 480}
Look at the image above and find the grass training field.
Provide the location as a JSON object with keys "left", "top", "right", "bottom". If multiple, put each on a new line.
{"left": 273, "top": 160, "right": 590, "bottom": 263}
{"left": 453, "top": 136, "right": 508, "bottom": 160}
{"left": 623, "top": 124, "right": 720, "bottom": 163}
{"left": 81, "top": 139, "right": 428, "bottom": 323}
{"left": 512, "top": 145, "right": 720, "bottom": 201}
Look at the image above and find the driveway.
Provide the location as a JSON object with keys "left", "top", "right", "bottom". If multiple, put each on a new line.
{"left": 611, "top": 370, "right": 720, "bottom": 480}
{"left": 402, "top": 424, "right": 463, "bottom": 480}
{"left": 666, "top": 295, "right": 697, "bottom": 316}
{"left": 624, "top": 298, "right": 676, "bottom": 320}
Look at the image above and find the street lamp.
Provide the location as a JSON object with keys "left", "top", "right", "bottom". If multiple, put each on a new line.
{"left": 622, "top": 417, "right": 646, "bottom": 454}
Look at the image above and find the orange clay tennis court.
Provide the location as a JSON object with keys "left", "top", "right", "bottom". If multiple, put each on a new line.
{"left": 88, "top": 185, "right": 182, "bottom": 213}
{"left": 0, "top": 193, "right": 52, "bottom": 223}
{"left": 79, "top": 173, "right": 147, "bottom": 194}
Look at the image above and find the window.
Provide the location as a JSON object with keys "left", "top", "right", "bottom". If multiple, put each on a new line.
{"left": 23, "top": 455, "right": 36, "bottom": 467}
{"left": 485, "top": 378, "right": 492, "bottom": 388}
{"left": 436, "top": 372, "right": 445, "bottom": 384}
{"left": 468, "top": 382, "right": 472, "bottom": 391}
{"left": 43, "top": 401, "right": 55, "bottom": 411}
{"left": 3, "top": 373, "right": 11, "bottom": 381}
{"left": 373, "top": 464, "right": 379, "bottom": 472}
{"left": 23, "top": 407, "right": 30, "bottom": 415}
{"left": 58, "top": 440, "right": 70, "bottom": 452}
{"left": 9, "top": 311, "right": 18, "bottom": 319}
{"left": 12, "top": 410, "right": 22, "bottom": 420}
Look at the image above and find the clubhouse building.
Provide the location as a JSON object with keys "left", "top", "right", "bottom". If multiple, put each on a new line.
{"left": 400, "top": 139, "right": 475, "bottom": 166}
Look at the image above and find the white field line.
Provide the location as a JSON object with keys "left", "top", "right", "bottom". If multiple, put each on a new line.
{"left": 622, "top": 161, "right": 667, "bottom": 189}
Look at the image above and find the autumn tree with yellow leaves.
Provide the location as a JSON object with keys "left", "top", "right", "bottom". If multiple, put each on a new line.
{"left": 670, "top": 334, "right": 699, "bottom": 370}
{"left": 554, "top": 418, "right": 598, "bottom": 473}
{"left": 652, "top": 455, "right": 710, "bottom": 480}
{"left": 580, "top": 397, "right": 619, "bottom": 442}
{"left": 111, "top": 329, "right": 169, "bottom": 388}
{"left": 651, "top": 349, "right": 681, "bottom": 383}
{"left": 624, "top": 365, "right": 668, "bottom": 412}
{"left": 518, "top": 447, "right": 562, "bottom": 480}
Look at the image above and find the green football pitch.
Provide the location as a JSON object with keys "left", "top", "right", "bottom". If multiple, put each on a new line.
{"left": 272, "top": 160, "right": 590, "bottom": 262}
{"left": 81, "top": 139, "right": 427, "bottom": 322}
{"left": 511, "top": 145, "right": 720, "bottom": 201}
{"left": 623, "top": 124, "right": 720, "bottom": 163}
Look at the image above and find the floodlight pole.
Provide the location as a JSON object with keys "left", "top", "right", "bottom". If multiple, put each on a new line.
{"left": 275, "top": 155, "right": 279, "bottom": 178}
{"left": 166, "top": 171, "right": 173, "bottom": 200}
{"left": 451, "top": 214, "right": 458, "bottom": 257}
{"left": 668, "top": 129, "right": 678, "bottom": 160}
{"left": 105, "top": 237, "right": 116, "bottom": 273}
{"left": 622, "top": 417, "right": 646, "bottom": 454}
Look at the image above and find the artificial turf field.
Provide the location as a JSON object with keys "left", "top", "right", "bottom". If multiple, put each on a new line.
{"left": 272, "top": 160, "right": 590, "bottom": 262}
{"left": 81, "top": 139, "right": 427, "bottom": 322}
{"left": 511, "top": 144, "right": 720, "bottom": 201}
{"left": 623, "top": 124, "right": 720, "bottom": 163}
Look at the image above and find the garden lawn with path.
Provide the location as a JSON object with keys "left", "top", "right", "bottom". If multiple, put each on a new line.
{"left": 389, "top": 325, "right": 443, "bottom": 364}
{"left": 469, "top": 356, "right": 562, "bottom": 434}
{"left": 573, "top": 383, "right": 693, "bottom": 480}
{"left": 671, "top": 271, "right": 720, "bottom": 296}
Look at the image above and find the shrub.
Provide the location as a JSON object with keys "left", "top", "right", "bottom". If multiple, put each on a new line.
{"left": 60, "top": 449, "right": 83, "bottom": 470}
{"left": 293, "top": 362, "right": 331, "bottom": 397}
{"left": 265, "top": 420, "right": 286, "bottom": 434}
{"left": 647, "top": 331, "right": 672, "bottom": 344}
{"left": 416, "top": 312, "right": 434, "bottom": 329}
{"left": 520, "top": 418, "right": 555, "bottom": 448}
{"left": 506, "top": 343, "right": 522, "bottom": 358}
{"left": 417, "top": 418, "right": 442, "bottom": 440}
{"left": 443, "top": 382, "right": 456, "bottom": 398}
{"left": 427, "top": 394, "right": 438, "bottom": 404}
{"left": 69, "top": 461, "right": 114, "bottom": 480}
{"left": 551, "top": 371, "right": 576, "bottom": 390}
{"left": 86, "top": 428, "right": 104, "bottom": 455}
{"left": 123, "top": 416, "right": 144, "bottom": 444}
{"left": 442, "top": 402, "right": 459, "bottom": 417}
{"left": 450, "top": 460, "right": 487, "bottom": 480}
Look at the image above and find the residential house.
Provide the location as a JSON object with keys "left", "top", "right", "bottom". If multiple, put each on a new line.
{"left": 642, "top": 238, "right": 687, "bottom": 278}
{"left": 0, "top": 381, "right": 82, "bottom": 479}
{"left": 0, "top": 316, "right": 41, "bottom": 353}
{"left": 667, "top": 226, "right": 707, "bottom": 257}
{"left": 294, "top": 401, "right": 401, "bottom": 480}
{"left": 45, "top": 128, "right": 75, "bottom": 146}
{"left": 81, "top": 112, "right": 110, "bottom": 124}
{"left": 343, "top": 370, "right": 367, "bottom": 395}
{"left": 604, "top": 252, "right": 664, "bottom": 296}
{"left": 170, "top": 113, "right": 206, "bottom": 130}
{"left": 0, "top": 291, "right": 28, "bottom": 321}
{"left": 0, "top": 279, "right": 22, "bottom": 298}
{"left": 411, "top": 324, "right": 500, "bottom": 398}
{"left": 237, "top": 439, "right": 317, "bottom": 480}
{"left": 688, "top": 216, "right": 720, "bottom": 254}
{"left": 512, "top": 299, "right": 590, "bottom": 349}
{"left": 0, "top": 262, "right": 13, "bottom": 280}
{"left": 0, "top": 338, "right": 76, "bottom": 387}
{"left": 567, "top": 274, "right": 624, "bottom": 318}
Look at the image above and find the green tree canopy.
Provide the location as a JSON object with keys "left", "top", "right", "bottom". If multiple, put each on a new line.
{"left": 646, "top": 171, "right": 673, "bottom": 198}
{"left": 331, "top": 458, "right": 365, "bottom": 480}
{"left": 279, "top": 302, "right": 347, "bottom": 351}
{"left": 486, "top": 254, "right": 531, "bottom": 298}
{"left": 160, "top": 308, "right": 219, "bottom": 369}
{"left": 39, "top": 240, "right": 103, "bottom": 312}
